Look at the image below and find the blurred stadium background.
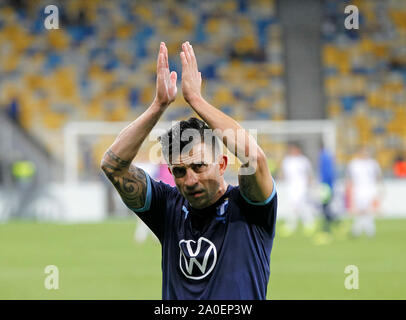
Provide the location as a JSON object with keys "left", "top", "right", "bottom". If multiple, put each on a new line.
{"left": 0, "top": 0, "right": 405, "bottom": 299}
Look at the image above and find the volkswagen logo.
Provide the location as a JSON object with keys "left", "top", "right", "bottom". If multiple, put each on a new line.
{"left": 179, "top": 237, "right": 217, "bottom": 280}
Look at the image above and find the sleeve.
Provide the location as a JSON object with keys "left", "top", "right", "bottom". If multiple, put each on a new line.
{"left": 237, "top": 178, "right": 278, "bottom": 236}
{"left": 127, "top": 172, "right": 178, "bottom": 242}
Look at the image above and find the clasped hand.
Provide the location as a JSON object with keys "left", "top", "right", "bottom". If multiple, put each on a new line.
{"left": 153, "top": 41, "right": 202, "bottom": 108}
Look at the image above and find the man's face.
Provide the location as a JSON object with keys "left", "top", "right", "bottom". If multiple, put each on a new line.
{"left": 169, "top": 142, "right": 227, "bottom": 209}
{"left": 288, "top": 145, "right": 300, "bottom": 156}
{"left": 359, "top": 147, "right": 369, "bottom": 158}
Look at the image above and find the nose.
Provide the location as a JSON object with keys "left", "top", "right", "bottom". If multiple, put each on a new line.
{"left": 184, "top": 168, "right": 198, "bottom": 188}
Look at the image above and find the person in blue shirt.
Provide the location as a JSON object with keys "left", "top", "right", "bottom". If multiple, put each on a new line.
{"left": 101, "top": 42, "right": 277, "bottom": 299}
{"left": 318, "top": 143, "right": 336, "bottom": 232}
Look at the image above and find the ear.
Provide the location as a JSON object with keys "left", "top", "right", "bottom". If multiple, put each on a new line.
{"left": 218, "top": 155, "right": 228, "bottom": 175}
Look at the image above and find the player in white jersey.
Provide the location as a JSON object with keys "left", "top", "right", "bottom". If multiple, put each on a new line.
{"left": 347, "top": 147, "right": 382, "bottom": 237}
{"left": 280, "top": 142, "right": 315, "bottom": 236}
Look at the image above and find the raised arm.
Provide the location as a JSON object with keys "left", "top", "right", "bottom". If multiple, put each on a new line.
{"left": 101, "top": 42, "right": 177, "bottom": 210}
{"left": 180, "top": 41, "right": 274, "bottom": 202}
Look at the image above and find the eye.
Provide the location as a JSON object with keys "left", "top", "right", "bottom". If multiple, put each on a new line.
{"left": 191, "top": 163, "right": 207, "bottom": 173}
{"left": 172, "top": 167, "right": 186, "bottom": 178}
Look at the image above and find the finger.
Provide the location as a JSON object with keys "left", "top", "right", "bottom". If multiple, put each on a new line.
{"left": 182, "top": 42, "right": 191, "bottom": 64}
{"left": 170, "top": 71, "right": 177, "bottom": 81}
{"left": 187, "top": 42, "right": 199, "bottom": 77}
{"left": 170, "top": 71, "right": 177, "bottom": 87}
{"left": 157, "top": 54, "right": 166, "bottom": 87}
{"left": 163, "top": 45, "right": 170, "bottom": 81}
{"left": 157, "top": 53, "right": 165, "bottom": 71}
{"left": 159, "top": 42, "right": 164, "bottom": 57}
{"left": 187, "top": 42, "right": 197, "bottom": 69}
{"left": 157, "top": 43, "right": 164, "bottom": 70}
{"left": 180, "top": 51, "right": 187, "bottom": 72}
{"left": 169, "top": 71, "right": 178, "bottom": 98}
{"left": 163, "top": 43, "right": 169, "bottom": 69}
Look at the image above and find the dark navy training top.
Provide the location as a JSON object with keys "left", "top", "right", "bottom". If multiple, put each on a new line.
{"left": 130, "top": 173, "right": 277, "bottom": 300}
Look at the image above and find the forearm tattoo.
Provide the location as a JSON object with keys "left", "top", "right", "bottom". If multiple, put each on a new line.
{"left": 106, "top": 149, "right": 131, "bottom": 168}
{"left": 102, "top": 149, "right": 147, "bottom": 209}
{"left": 239, "top": 174, "right": 257, "bottom": 201}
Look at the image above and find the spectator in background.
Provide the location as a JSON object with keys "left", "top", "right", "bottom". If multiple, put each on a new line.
{"left": 393, "top": 154, "right": 406, "bottom": 178}
{"left": 280, "top": 142, "right": 315, "bottom": 237}
{"left": 312, "top": 142, "right": 337, "bottom": 245}
{"left": 7, "top": 98, "right": 19, "bottom": 124}
{"left": 318, "top": 142, "right": 336, "bottom": 232}
{"left": 346, "top": 147, "right": 383, "bottom": 238}
{"left": 11, "top": 158, "right": 37, "bottom": 218}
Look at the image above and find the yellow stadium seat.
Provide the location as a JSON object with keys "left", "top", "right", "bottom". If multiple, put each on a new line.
{"left": 390, "top": 11, "right": 406, "bottom": 30}
{"left": 107, "top": 105, "right": 129, "bottom": 122}
{"left": 213, "top": 87, "right": 235, "bottom": 106}
{"left": 206, "top": 17, "right": 221, "bottom": 34}
{"left": 337, "top": 51, "right": 351, "bottom": 75}
{"left": 323, "top": 45, "right": 339, "bottom": 67}
{"left": 360, "top": 37, "right": 374, "bottom": 53}
{"left": 140, "top": 86, "right": 154, "bottom": 105}
{"left": 134, "top": 5, "right": 153, "bottom": 20}
{"left": 255, "top": 96, "right": 271, "bottom": 111}
{"left": 269, "top": 63, "right": 284, "bottom": 77}
{"left": 325, "top": 76, "right": 339, "bottom": 97}
{"left": 47, "top": 30, "right": 70, "bottom": 51}
{"left": 87, "top": 99, "right": 103, "bottom": 119}
{"left": 376, "top": 149, "right": 395, "bottom": 171}
{"left": 117, "top": 25, "right": 133, "bottom": 39}
{"left": 327, "top": 100, "right": 342, "bottom": 117}
{"left": 42, "top": 112, "right": 67, "bottom": 130}
{"left": 372, "top": 43, "right": 389, "bottom": 59}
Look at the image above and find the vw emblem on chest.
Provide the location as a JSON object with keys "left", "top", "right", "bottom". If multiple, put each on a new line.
{"left": 179, "top": 237, "right": 217, "bottom": 280}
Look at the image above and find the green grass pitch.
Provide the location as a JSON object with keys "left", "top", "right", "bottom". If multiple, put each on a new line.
{"left": 0, "top": 218, "right": 405, "bottom": 299}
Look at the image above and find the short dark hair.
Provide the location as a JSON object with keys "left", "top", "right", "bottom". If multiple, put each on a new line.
{"left": 158, "top": 117, "right": 222, "bottom": 164}
{"left": 288, "top": 141, "right": 302, "bottom": 151}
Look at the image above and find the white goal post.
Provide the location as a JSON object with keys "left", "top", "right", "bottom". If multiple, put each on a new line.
{"left": 63, "top": 120, "right": 337, "bottom": 184}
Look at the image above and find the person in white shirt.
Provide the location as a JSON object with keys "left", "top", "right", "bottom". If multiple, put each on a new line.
{"left": 346, "top": 147, "right": 382, "bottom": 237}
{"left": 280, "top": 142, "right": 315, "bottom": 236}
